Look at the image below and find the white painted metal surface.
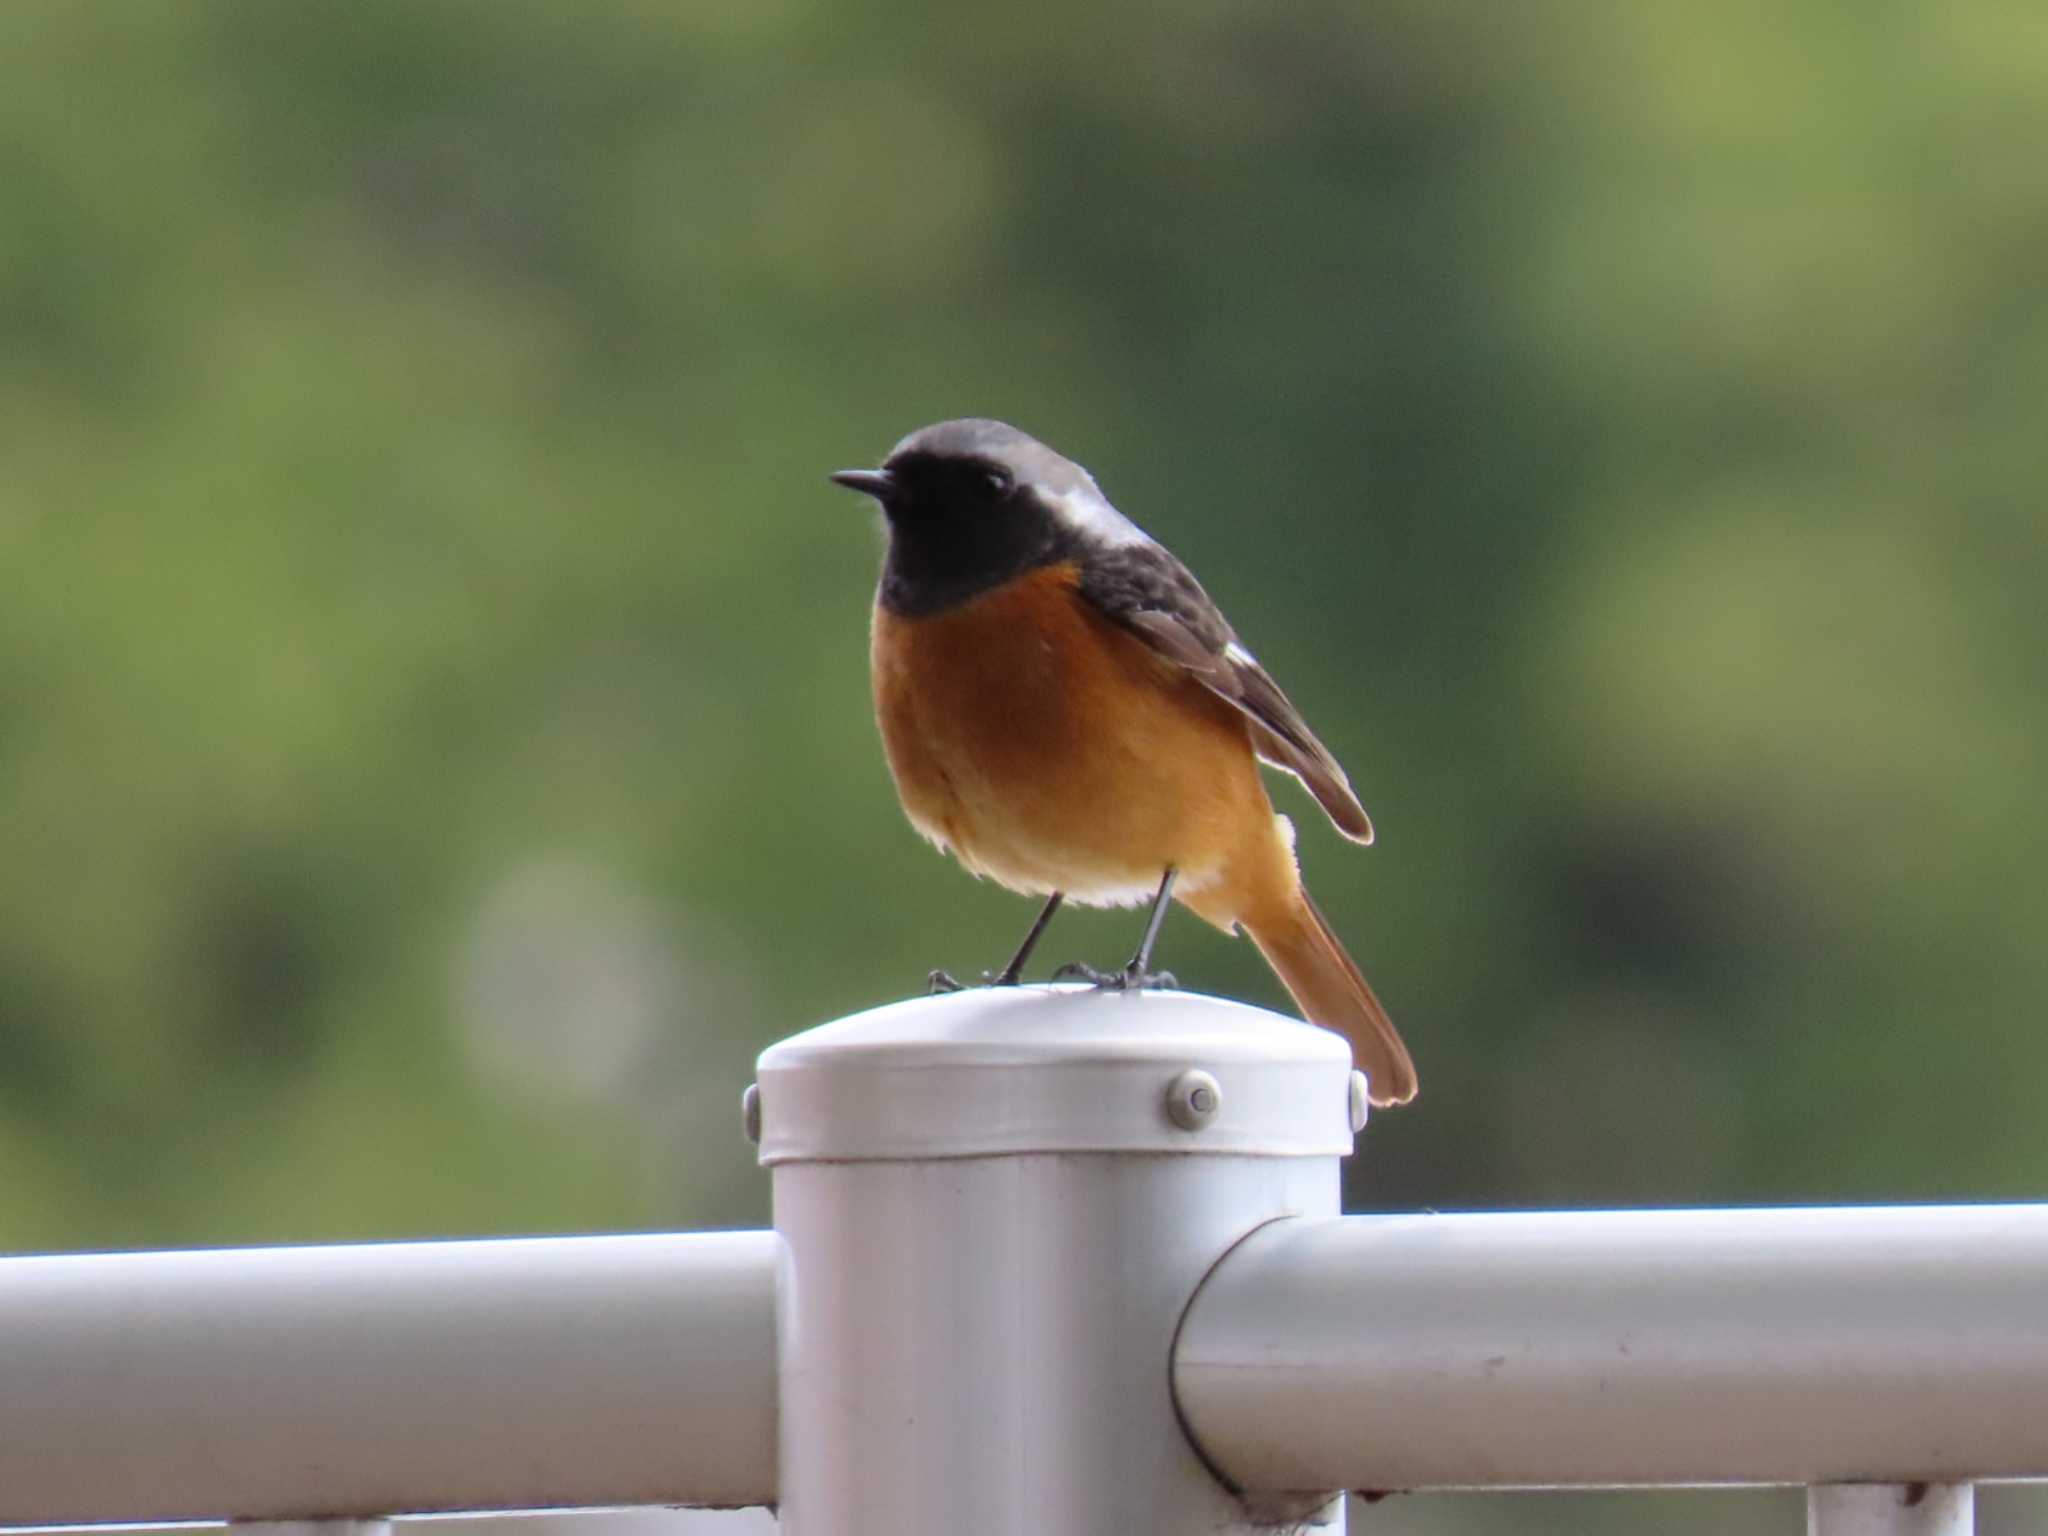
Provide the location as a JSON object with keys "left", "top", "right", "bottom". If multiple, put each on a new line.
{"left": 236, "top": 1523, "right": 392, "bottom": 1536}
{"left": 1173, "top": 1204, "right": 2048, "bottom": 1494}
{"left": 754, "top": 983, "right": 1357, "bottom": 1162}
{"left": 0, "top": 1232, "right": 778, "bottom": 1525}
{"left": 760, "top": 986, "right": 1354, "bottom": 1536}
{"left": 2, "top": 1511, "right": 781, "bottom": 1536}
{"left": 1810, "top": 1485, "right": 1974, "bottom": 1536}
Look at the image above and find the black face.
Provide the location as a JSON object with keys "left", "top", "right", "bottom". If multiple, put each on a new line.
{"left": 855, "top": 448, "right": 1078, "bottom": 617}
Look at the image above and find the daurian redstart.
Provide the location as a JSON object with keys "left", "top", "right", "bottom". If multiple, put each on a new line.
{"left": 831, "top": 418, "right": 1418, "bottom": 1106}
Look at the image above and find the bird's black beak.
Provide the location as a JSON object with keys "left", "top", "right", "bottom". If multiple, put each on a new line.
{"left": 829, "top": 468, "right": 894, "bottom": 501}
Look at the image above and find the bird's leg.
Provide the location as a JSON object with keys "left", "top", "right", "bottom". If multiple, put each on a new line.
{"left": 1053, "top": 868, "right": 1179, "bottom": 992}
{"left": 1125, "top": 867, "right": 1178, "bottom": 985}
{"left": 929, "top": 891, "right": 1065, "bottom": 993}
{"left": 992, "top": 892, "right": 1064, "bottom": 986}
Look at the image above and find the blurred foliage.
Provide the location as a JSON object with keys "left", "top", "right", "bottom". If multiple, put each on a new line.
{"left": 3, "top": 1, "right": 2046, "bottom": 1253}
{"left": 7, "top": 6, "right": 2048, "bottom": 1529}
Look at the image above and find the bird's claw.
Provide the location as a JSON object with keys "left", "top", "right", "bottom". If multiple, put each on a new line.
{"left": 929, "top": 968, "right": 1028, "bottom": 994}
{"left": 1051, "top": 961, "right": 1178, "bottom": 992}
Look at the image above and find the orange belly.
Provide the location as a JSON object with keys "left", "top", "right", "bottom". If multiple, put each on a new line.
{"left": 870, "top": 562, "right": 1289, "bottom": 916}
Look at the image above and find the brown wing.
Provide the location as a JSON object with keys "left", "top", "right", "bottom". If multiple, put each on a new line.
{"left": 1080, "top": 545, "right": 1375, "bottom": 845}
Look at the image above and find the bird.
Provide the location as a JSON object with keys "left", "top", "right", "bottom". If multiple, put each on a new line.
{"left": 830, "top": 418, "right": 1417, "bottom": 1106}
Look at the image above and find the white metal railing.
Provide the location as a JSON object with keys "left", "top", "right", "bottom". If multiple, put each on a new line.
{"left": 2, "top": 988, "right": 2042, "bottom": 1536}
{"left": 0, "top": 1234, "right": 776, "bottom": 1524}
{"left": 1174, "top": 1204, "right": 2048, "bottom": 1493}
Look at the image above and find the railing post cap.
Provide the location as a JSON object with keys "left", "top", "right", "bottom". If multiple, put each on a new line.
{"left": 754, "top": 985, "right": 1356, "bottom": 1164}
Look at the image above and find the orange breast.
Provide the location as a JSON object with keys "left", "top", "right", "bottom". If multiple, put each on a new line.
{"left": 870, "top": 562, "right": 1280, "bottom": 908}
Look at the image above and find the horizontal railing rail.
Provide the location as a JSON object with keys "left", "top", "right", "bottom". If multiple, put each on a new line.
{"left": 0, "top": 1232, "right": 779, "bottom": 1526}
{"left": 1173, "top": 1203, "right": 2048, "bottom": 1495}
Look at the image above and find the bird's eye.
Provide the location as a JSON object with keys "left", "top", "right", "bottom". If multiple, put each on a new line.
{"left": 983, "top": 468, "right": 1013, "bottom": 498}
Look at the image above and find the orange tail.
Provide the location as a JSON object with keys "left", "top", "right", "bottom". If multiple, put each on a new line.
{"left": 1244, "top": 889, "right": 1417, "bottom": 1106}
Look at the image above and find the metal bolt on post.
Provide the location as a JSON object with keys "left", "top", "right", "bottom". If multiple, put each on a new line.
{"left": 741, "top": 1082, "right": 762, "bottom": 1144}
{"left": 756, "top": 984, "right": 1359, "bottom": 1536}
{"left": 1165, "top": 1067, "right": 1223, "bottom": 1130}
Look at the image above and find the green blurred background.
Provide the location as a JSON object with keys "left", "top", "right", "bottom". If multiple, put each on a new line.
{"left": 3, "top": 4, "right": 2045, "bottom": 1526}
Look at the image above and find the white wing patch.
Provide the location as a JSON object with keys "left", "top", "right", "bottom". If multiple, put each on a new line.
{"left": 1224, "top": 640, "right": 1258, "bottom": 667}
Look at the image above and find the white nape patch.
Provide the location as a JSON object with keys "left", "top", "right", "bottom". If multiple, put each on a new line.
{"left": 1224, "top": 640, "right": 1258, "bottom": 667}
{"left": 1040, "top": 482, "right": 1154, "bottom": 549}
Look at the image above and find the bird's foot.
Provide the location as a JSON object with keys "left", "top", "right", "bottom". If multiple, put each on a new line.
{"left": 929, "top": 968, "right": 1029, "bottom": 994}
{"left": 1051, "top": 960, "right": 1179, "bottom": 992}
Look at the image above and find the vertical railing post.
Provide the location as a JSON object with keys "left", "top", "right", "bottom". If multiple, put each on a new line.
{"left": 1808, "top": 1484, "right": 1974, "bottom": 1536}
{"left": 754, "top": 986, "right": 1361, "bottom": 1536}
